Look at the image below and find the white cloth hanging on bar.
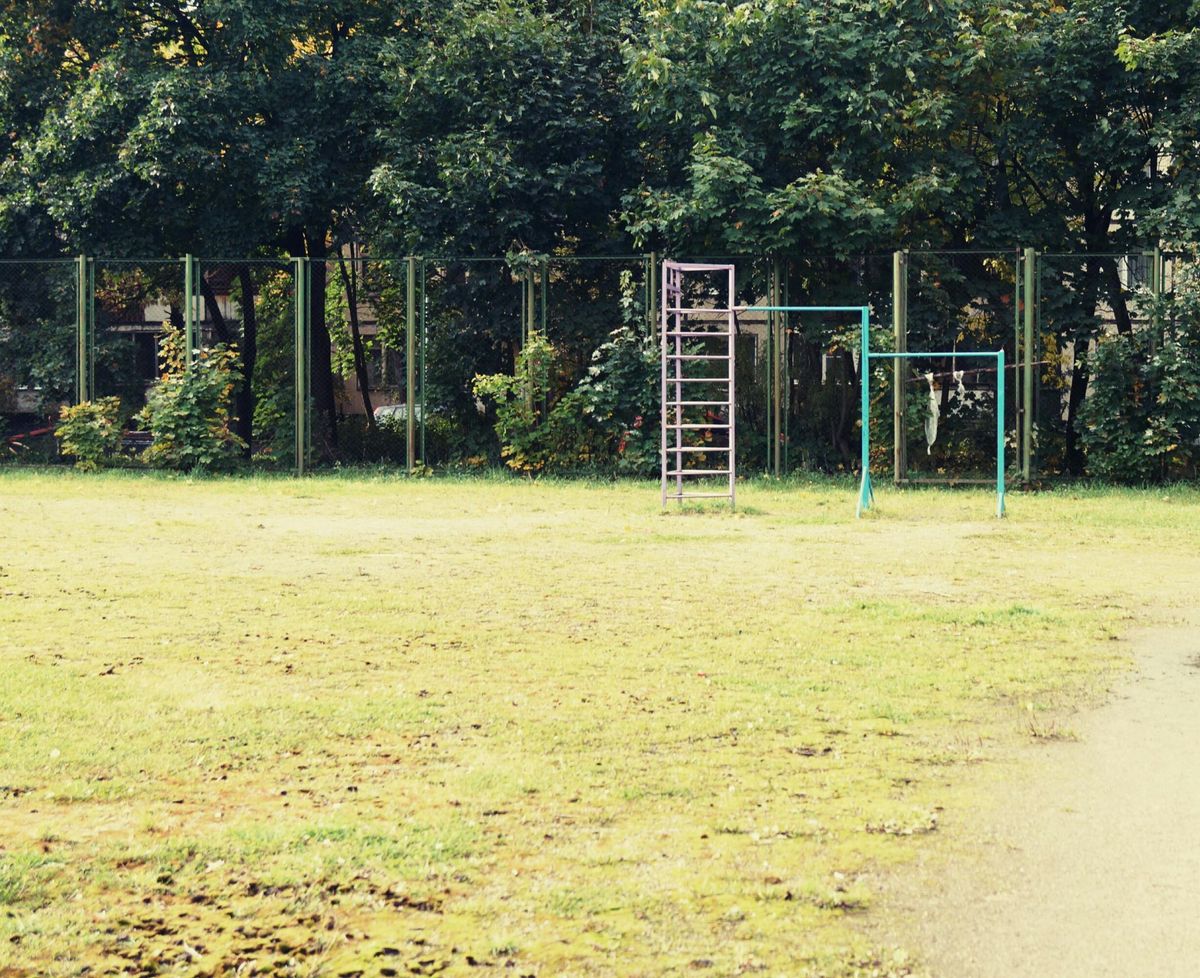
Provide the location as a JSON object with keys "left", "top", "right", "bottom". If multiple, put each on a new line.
{"left": 924, "top": 372, "right": 938, "bottom": 453}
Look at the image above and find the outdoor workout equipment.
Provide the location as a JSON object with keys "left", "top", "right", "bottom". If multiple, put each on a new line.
{"left": 661, "top": 261, "right": 737, "bottom": 508}
{"left": 858, "top": 309, "right": 1006, "bottom": 518}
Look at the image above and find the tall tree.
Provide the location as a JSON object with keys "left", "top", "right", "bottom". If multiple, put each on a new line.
{"left": 0, "top": 0, "right": 401, "bottom": 454}
{"left": 369, "top": 0, "right": 642, "bottom": 257}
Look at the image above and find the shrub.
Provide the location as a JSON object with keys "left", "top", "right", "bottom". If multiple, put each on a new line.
{"left": 138, "top": 327, "right": 247, "bottom": 471}
{"left": 473, "top": 269, "right": 660, "bottom": 476}
{"left": 56, "top": 397, "right": 123, "bottom": 470}
{"left": 472, "top": 332, "right": 587, "bottom": 473}
{"left": 571, "top": 321, "right": 659, "bottom": 476}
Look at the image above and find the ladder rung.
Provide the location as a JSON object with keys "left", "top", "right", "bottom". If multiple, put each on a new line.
{"left": 667, "top": 446, "right": 732, "bottom": 452}
{"left": 666, "top": 423, "right": 730, "bottom": 429}
{"left": 665, "top": 330, "right": 732, "bottom": 338}
{"left": 666, "top": 401, "right": 729, "bottom": 407}
{"left": 667, "top": 469, "right": 730, "bottom": 476}
{"left": 670, "top": 377, "right": 730, "bottom": 383}
{"left": 664, "top": 493, "right": 734, "bottom": 500}
{"left": 667, "top": 308, "right": 734, "bottom": 316}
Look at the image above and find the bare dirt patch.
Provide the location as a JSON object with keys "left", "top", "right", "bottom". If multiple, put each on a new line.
{"left": 884, "top": 621, "right": 1200, "bottom": 978}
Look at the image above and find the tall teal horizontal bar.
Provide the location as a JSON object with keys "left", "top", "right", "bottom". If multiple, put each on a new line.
{"left": 869, "top": 351, "right": 1002, "bottom": 359}
{"left": 742, "top": 305, "right": 868, "bottom": 313}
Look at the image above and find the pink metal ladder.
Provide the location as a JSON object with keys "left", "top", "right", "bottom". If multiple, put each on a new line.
{"left": 660, "top": 261, "right": 737, "bottom": 509}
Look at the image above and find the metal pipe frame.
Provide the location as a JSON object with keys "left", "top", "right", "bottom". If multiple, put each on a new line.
{"left": 859, "top": 335, "right": 1006, "bottom": 519}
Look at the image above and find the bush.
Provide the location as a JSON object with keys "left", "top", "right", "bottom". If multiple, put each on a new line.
{"left": 138, "top": 327, "right": 247, "bottom": 471}
{"left": 472, "top": 319, "right": 661, "bottom": 477}
{"left": 473, "top": 268, "right": 660, "bottom": 476}
{"left": 472, "top": 332, "right": 586, "bottom": 474}
{"left": 56, "top": 397, "right": 124, "bottom": 470}
{"left": 1081, "top": 252, "right": 1200, "bottom": 482}
{"left": 570, "top": 321, "right": 659, "bottom": 476}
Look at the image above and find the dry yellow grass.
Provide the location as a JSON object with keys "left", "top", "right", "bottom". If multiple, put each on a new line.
{"left": 1, "top": 471, "right": 1197, "bottom": 977}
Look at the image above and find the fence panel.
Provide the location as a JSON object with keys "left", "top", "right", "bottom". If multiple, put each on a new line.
{"left": 900, "top": 250, "right": 1021, "bottom": 483}
{"left": 1034, "top": 251, "right": 1156, "bottom": 477}
{"left": 194, "top": 259, "right": 298, "bottom": 467}
{"left": 91, "top": 260, "right": 186, "bottom": 421}
{"left": 778, "top": 254, "right": 893, "bottom": 475}
{"left": 419, "top": 258, "right": 522, "bottom": 466}
{"left": 0, "top": 260, "right": 79, "bottom": 464}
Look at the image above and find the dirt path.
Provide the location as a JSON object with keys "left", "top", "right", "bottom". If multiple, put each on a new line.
{"left": 890, "top": 623, "right": 1200, "bottom": 978}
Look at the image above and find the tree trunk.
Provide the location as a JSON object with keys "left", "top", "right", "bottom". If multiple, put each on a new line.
{"left": 307, "top": 233, "right": 337, "bottom": 454}
{"left": 199, "top": 277, "right": 233, "bottom": 345}
{"left": 287, "top": 225, "right": 338, "bottom": 457}
{"left": 235, "top": 266, "right": 258, "bottom": 454}
{"left": 337, "top": 250, "right": 376, "bottom": 429}
{"left": 1101, "top": 258, "right": 1135, "bottom": 336}
{"left": 1065, "top": 342, "right": 1090, "bottom": 476}
{"left": 1064, "top": 253, "right": 1103, "bottom": 476}
{"left": 834, "top": 348, "right": 857, "bottom": 466}
{"left": 199, "top": 271, "right": 256, "bottom": 454}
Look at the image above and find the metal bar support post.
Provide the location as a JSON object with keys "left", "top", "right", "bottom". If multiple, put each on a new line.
{"left": 647, "top": 252, "right": 658, "bottom": 337}
{"left": 892, "top": 250, "right": 907, "bottom": 483}
{"left": 419, "top": 259, "right": 427, "bottom": 462}
{"left": 857, "top": 306, "right": 873, "bottom": 517}
{"left": 996, "top": 348, "right": 1007, "bottom": 518}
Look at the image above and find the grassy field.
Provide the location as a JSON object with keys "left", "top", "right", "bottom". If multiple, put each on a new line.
{"left": 1, "top": 471, "right": 1198, "bottom": 978}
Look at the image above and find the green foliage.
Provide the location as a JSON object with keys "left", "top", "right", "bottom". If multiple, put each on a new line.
{"left": 56, "top": 397, "right": 123, "bottom": 470}
{"left": 1081, "top": 255, "right": 1200, "bottom": 482}
{"left": 473, "top": 271, "right": 659, "bottom": 476}
{"left": 370, "top": 1, "right": 637, "bottom": 256}
{"left": 473, "top": 333, "right": 580, "bottom": 474}
{"left": 0, "top": 263, "right": 78, "bottom": 419}
{"left": 137, "top": 328, "right": 246, "bottom": 471}
{"left": 570, "top": 323, "right": 660, "bottom": 477}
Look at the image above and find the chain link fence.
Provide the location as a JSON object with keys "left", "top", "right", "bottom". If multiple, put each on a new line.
{"left": 1033, "top": 251, "right": 1159, "bottom": 477}
{"left": 898, "top": 250, "right": 1021, "bottom": 483}
{"left": 1, "top": 248, "right": 1189, "bottom": 479}
{"left": 0, "top": 260, "right": 79, "bottom": 463}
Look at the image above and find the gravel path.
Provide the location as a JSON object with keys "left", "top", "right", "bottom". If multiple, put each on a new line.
{"left": 895, "top": 624, "right": 1200, "bottom": 978}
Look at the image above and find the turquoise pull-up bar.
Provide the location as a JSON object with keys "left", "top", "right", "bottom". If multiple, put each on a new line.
{"left": 858, "top": 308, "right": 1006, "bottom": 519}
{"left": 742, "top": 305, "right": 867, "bottom": 313}
{"left": 741, "top": 303, "right": 1005, "bottom": 518}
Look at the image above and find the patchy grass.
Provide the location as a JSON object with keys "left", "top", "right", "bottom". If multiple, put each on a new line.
{"left": 0, "top": 470, "right": 1198, "bottom": 977}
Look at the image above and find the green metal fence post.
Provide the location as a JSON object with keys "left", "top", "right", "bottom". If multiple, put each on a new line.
{"left": 763, "top": 262, "right": 773, "bottom": 474}
{"left": 647, "top": 252, "right": 658, "bottom": 337}
{"left": 540, "top": 259, "right": 547, "bottom": 334}
{"left": 1012, "top": 250, "right": 1022, "bottom": 477}
{"left": 184, "top": 254, "right": 197, "bottom": 367}
{"left": 406, "top": 255, "right": 416, "bottom": 474}
{"left": 87, "top": 259, "right": 95, "bottom": 397}
{"left": 781, "top": 259, "right": 790, "bottom": 474}
{"left": 75, "top": 255, "right": 91, "bottom": 403}
{"left": 1022, "top": 247, "right": 1035, "bottom": 483}
{"left": 997, "top": 349, "right": 1006, "bottom": 518}
{"left": 771, "top": 257, "right": 783, "bottom": 477}
{"left": 892, "top": 250, "right": 907, "bottom": 483}
{"left": 292, "top": 257, "right": 309, "bottom": 476}
{"left": 419, "top": 258, "right": 426, "bottom": 462}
